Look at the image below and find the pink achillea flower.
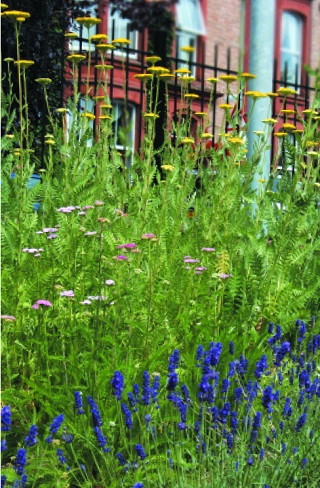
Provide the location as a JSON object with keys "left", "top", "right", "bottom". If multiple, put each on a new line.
{"left": 60, "top": 290, "right": 75, "bottom": 297}
{"left": 117, "top": 243, "right": 137, "bottom": 249}
{"left": 94, "top": 200, "right": 104, "bottom": 206}
{"left": 84, "top": 231, "right": 97, "bottom": 236}
{"left": 32, "top": 299, "right": 52, "bottom": 309}
{"left": 57, "top": 206, "right": 76, "bottom": 213}
{"left": 87, "top": 295, "right": 106, "bottom": 301}
{"left": 1, "top": 315, "right": 16, "bottom": 321}
{"left": 78, "top": 211, "right": 86, "bottom": 216}
{"left": 219, "top": 273, "right": 233, "bottom": 279}
{"left": 34, "top": 253, "right": 41, "bottom": 258}
{"left": 195, "top": 267, "right": 207, "bottom": 271}
{"left": 202, "top": 247, "right": 215, "bottom": 252}
{"left": 105, "top": 279, "right": 115, "bottom": 286}
{"left": 114, "top": 255, "right": 128, "bottom": 261}
{"left": 47, "top": 234, "right": 57, "bottom": 239}
{"left": 80, "top": 299, "right": 92, "bottom": 305}
{"left": 114, "top": 209, "right": 127, "bottom": 217}
{"left": 24, "top": 248, "right": 38, "bottom": 254}
{"left": 82, "top": 205, "right": 94, "bottom": 210}
{"left": 184, "top": 258, "right": 200, "bottom": 263}
{"left": 141, "top": 233, "right": 156, "bottom": 239}
{"left": 43, "top": 228, "right": 58, "bottom": 233}
{"left": 36, "top": 231, "right": 44, "bottom": 235}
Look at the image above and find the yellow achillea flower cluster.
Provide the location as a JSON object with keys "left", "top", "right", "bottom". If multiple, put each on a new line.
{"left": 65, "top": 32, "right": 78, "bottom": 38}
{"left": 228, "top": 137, "right": 244, "bottom": 145}
{"left": 95, "top": 64, "right": 113, "bottom": 70}
{"left": 75, "top": 17, "right": 101, "bottom": 28}
{"left": 245, "top": 91, "right": 267, "bottom": 98}
{"left": 14, "top": 60, "right": 34, "bottom": 69}
{"left": 219, "top": 74, "right": 238, "bottom": 83}
{"left": 179, "top": 76, "right": 196, "bottom": 83}
{"left": 147, "top": 66, "right": 170, "bottom": 75}
{"left": 159, "top": 73, "right": 175, "bottom": 81}
{"left": 35, "top": 78, "right": 52, "bottom": 85}
{"left": 219, "top": 103, "right": 233, "bottom": 110}
{"left": 282, "top": 123, "right": 296, "bottom": 131}
{"left": 134, "top": 73, "right": 153, "bottom": 82}
{"left": 239, "top": 72, "right": 256, "bottom": 79}
{"left": 99, "top": 115, "right": 112, "bottom": 121}
{"left": 274, "top": 132, "right": 287, "bottom": 138}
{"left": 96, "top": 43, "right": 115, "bottom": 52}
{"left": 174, "top": 68, "right": 191, "bottom": 75}
{"left": 206, "top": 77, "right": 219, "bottom": 83}
{"left": 90, "top": 34, "right": 108, "bottom": 43}
{"left": 143, "top": 113, "right": 159, "bottom": 118}
{"left": 180, "top": 45, "right": 195, "bottom": 53}
{"left": 277, "top": 87, "right": 297, "bottom": 96}
{"left": 67, "top": 54, "right": 86, "bottom": 64}
{"left": 111, "top": 38, "right": 130, "bottom": 45}
{"left": 201, "top": 133, "right": 213, "bottom": 139}
{"left": 146, "top": 56, "right": 162, "bottom": 64}
{"left": 262, "top": 118, "right": 277, "bottom": 125}
{"left": 161, "top": 164, "right": 174, "bottom": 171}
{"left": 266, "top": 92, "right": 278, "bottom": 98}
{"left": 185, "top": 93, "right": 199, "bottom": 99}
{"left": 181, "top": 137, "right": 195, "bottom": 144}
{"left": 2, "top": 10, "right": 30, "bottom": 21}
{"left": 81, "top": 113, "right": 95, "bottom": 120}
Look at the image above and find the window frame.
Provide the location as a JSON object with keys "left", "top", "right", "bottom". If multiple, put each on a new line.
{"left": 108, "top": 7, "right": 139, "bottom": 59}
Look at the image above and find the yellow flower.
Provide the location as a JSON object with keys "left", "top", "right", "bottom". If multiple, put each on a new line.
{"left": 67, "top": 54, "right": 86, "bottom": 64}
{"left": 56, "top": 108, "right": 69, "bottom": 114}
{"left": 292, "top": 129, "right": 303, "bottom": 134}
{"left": 185, "top": 93, "right": 199, "bottom": 99}
{"left": 111, "top": 38, "right": 131, "bottom": 45}
{"left": 206, "top": 77, "right": 219, "bottom": 83}
{"left": 65, "top": 32, "right": 78, "bottom": 38}
{"left": 14, "top": 60, "right": 34, "bottom": 69}
{"left": 194, "top": 112, "right": 207, "bottom": 117}
{"left": 181, "top": 137, "right": 195, "bottom": 144}
{"left": 134, "top": 73, "right": 153, "bottom": 81}
{"left": 75, "top": 17, "right": 101, "bottom": 29}
{"left": 99, "top": 115, "right": 112, "bottom": 120}
{"left": 228, "top": 137, "right": 244, "bottom": 144}
{"left": 239, "top": 72, "right": 256, "bottom": 79}
{"left": 35, "top": 77, "right": 52, "bottom": 85}
{"left": 93, "top": 95, "right": 105, "bottom": 101}
{"left": 45, "top": 139, "right": 55, "bottom": 145}
{"left": 274, "top": 132, "right": 287, "bottom": 138}
{"left": 159, "top": 73, "right": 175, "bottom": 81}
{"left": 280, "top": 109, "right": 295, "bottom": 115}
{"left": 305, "top": 141, "right": 317, "bottom": 147}
{"left": 266, "top": 92, "right": 278, "bottom": 98}
{"left": 174, "top": 68, "right": 191, "bottom": 75}
{"left": 277, "top": 87, "right": 297, "bottom": 96}
{"left": 219, "top": 103, "right": 233, "bottom": 110}
{"left": 161, "top": 164, "right": 174, "bottom": 171}
{"left": 1, "top": 4, "right": 9, "bottom": 10}
{"left": 100, "top": 103, "right": 112, "bottom": 109}
{"left": 253, "top": 131, "right": 265, "bottom": 136}
{"left": 95, "top": 64, "right": 113, "bottom": 70}
{"left": 180, "top": 45, "right": 196, "bottom": 53}
{"left": 96, "top": 43, "right": 115, "bottom": 52}
{"left": 282, "top": 123, "right": 296, "bottom": 131}
{"left": 262, "top": 118, "right": 277, "bottom": 124}
{"left": 146, "top": 56, "right": 162, "bottom": 64}
{"left": 81, "top": 112, "right": 95, "bottom": 120}
{"left": 90, "top": 34, "right": 108, "bottom": 43}
{"left": 302, "top": 109, "right": 318, "bottom": 116}
{"left": 257, "top": 178, "right": 267, "bottom": 183}
{"left": 179, "top": 75, "right": 196, "bottom": 83}
{"left": 4, "top": 57, "right": 14, "bottom": 62}
{"left": 219, "top": 74, "right": 238, "bottom": 83}
{"left": 147, "top": 66, "right": 170, "bottom": 75}
{"left": 5, "top": 134, "right": 14, "bottom": 138}
{"left": 306, "top": 151, "right": 318, "bottom": 157}
{"left": 2, "top": 10, "right": 30, "bottom": 21}
{"left": 143, "top": 113, "right": 159, "bottom": 118}
{"left": 245, "top": 91, "right": 267, "bottom": 98}
{"left": 201, "top": 133, "right": 213, "bottom": 139}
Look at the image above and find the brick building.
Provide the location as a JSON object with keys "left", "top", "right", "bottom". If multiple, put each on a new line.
{"left": 68, "top": 0, "right": 320, "bottom": 155}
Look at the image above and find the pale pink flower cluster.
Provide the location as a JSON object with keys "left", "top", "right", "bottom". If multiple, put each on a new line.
{"left": 32, "top": 299, "right": 52, "bottom": 309}
{"left": 60, "top": 290, "right": 75, "bottom": 297}
{"left": 22, "top": 248, "right": 44, "bottom": 257}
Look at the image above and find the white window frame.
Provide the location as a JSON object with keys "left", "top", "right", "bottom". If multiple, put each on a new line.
{"left": 176, "top": 0, "right": 206, "bottom": 75}
{"left": 108, "top": 7, "right": 138, "bottom": 59}
{"left": 280, "top": 11, "right": 303, "bottom": 86}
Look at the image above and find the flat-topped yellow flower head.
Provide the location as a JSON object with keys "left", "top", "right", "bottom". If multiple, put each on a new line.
{"left": 161, "top": 164, "right": 174, "bottom": 171}
{"left": 134, "top": 73, "right": 153, "bottom": 82}
{"left": 219, "top": 103, "right": 233, "bottom": 110}
{"left": 147, "top": 66, "right": 170, "bottom": 75}
{"left": 219, "top": 74, "right": 238, "bottom": 83}
{"left": 174, "top": 68, "right": 191, "bottom": 75}
{"left": 181, "top": 137, "right": 195, "bottom": 144}
{"left": 96, "top": 43, "right": 115, "bottom": 52}
{"left": 90, "top": 34, "right": 108, "bottom": 43}
{"left": 239, "top": 72, "right": 256, "bottom": 79}
{"left": 75, "top": 17, "right": 101, "bottom": 29}
{"left": 206, "top": 77, "right": 219, "bottom": 83}
{"left": 65, "top": 32, "right": 78, "bottom": 38}
{"left": 35, "top": 78, "right": 52, "bottom": 85}
{"left": 143, "top": 113, "right": 159, "bottom": 118}
{"left": 2, "top": 10, "right": 30, "bottom": 21}
{"left": 14, "top": 60, "right": 34, "bottom": 69}
{"left": 185, "top": 93, "right": 199, "bottom": 99}
{"left": 67, "top": 54, "right": 86, "bottom": 64}
{"left": 146, "top": 56, "right": 162, "bottom": 64}
{"left": 277, "top": 87, "right": 297, "bottom": 96}
{"left": 111, "top": 38, "right": 130, "bottom": 45}
{"left": 180, "top": 45, "right": 195, "bottom": 53}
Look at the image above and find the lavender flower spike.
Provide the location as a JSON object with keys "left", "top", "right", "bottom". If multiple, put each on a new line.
{"left": 111, "top": 371, "right": 124, "bottom": 400}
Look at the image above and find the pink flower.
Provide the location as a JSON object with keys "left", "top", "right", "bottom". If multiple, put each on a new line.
{"left": 195, "top": 267, "right": 207, "bottom": 271}
{"left": 43, "top": 228, "right": 58, "bottom": 233}
{"left": 60, "top": 290, "right": 75, "bottom": 297}
{"left": 184, "top": 258, "right": 200, "bottom": 263}
{"left": 141, "top": 233, "right": 156, "bottom": 239}
{"left": 34, "top": 253, "right": 41, "bottom": 258}
{"left": 219, "top": 273, "right": 233, "bottom": 279}
{"left": 36, "top": 231, "right": 44, "bottom": 235}
{"left": 105, "top": 280, "right": 115, "bottom": 286}
{"left": 124, "top": 243, "right": 136, "bottom": 249}
{"left": 201, "top": 247, "right": 215, "bottom": 252}
{"left": 22, "top": 248, "right": 29, "bottom": 252}
{"left": 57, "top": 206, "right": 76, "bottom": 213}
{"left": 32, "top": 299, "right": 52, "bottom": 309}
{"left": 27, "top": 249, "right": 39, "bottom": 254}
{"left": 82, "top": 205, "right": 94, "bottom": 210}
{"left": 47, "top": 234, "right": 57, "bottom": 239}
{"left": 94, "top": 200, "right": 104, "bottom": 206}
{"left": 1, "top": 315, "right": 16, "bottom": 321}
{"left": 78, "top": 211, "right": 86, "bottom": 216}
{"left": 87, "top": 296, "right": 106, "bottom": 301}
{"left": 114, "top": 255, "right": 128, "bottom": 261}
{"left": 114, "top": 209, "right": 127, "bottom": 217}
{"left": 80, "top": 299, "right": 92, "bottom": 305}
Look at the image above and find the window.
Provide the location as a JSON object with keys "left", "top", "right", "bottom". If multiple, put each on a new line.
{"left": 70, "top": 1, "right": 99, "bottom": 52}
{"left": 108, "top": 7, "right": 138, "bottom": 57}
{"left": 111, "top": 101, "right": 136, "bottom": 167}
{"left": 175, "top": 0, "right": 206, "bottom": 73}
{"left": 280, "top": 11, "right": 303, "bottom": 85}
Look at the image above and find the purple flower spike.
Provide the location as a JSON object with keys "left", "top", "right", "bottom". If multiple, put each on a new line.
{"left": 1, "top": 406, "right": 12, "bottom": 431}
{"left": 60, "top": 290, "right": 75, "bottom": 297}
{"left": 201, "top": 247, "right": 215, "bottom": 252}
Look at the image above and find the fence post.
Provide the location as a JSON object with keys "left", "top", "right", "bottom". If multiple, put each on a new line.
{"left": 248, "top": 0, "right": 276, "bottom": 194}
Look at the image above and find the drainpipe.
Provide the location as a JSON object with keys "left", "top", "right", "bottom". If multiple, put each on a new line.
{"left": 247, "top": 0, "right": 276, "bottom": 192}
